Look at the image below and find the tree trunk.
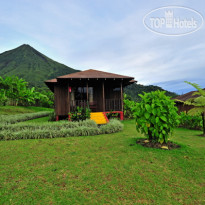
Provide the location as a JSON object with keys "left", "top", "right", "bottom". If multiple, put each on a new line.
{"left": 148, "top": 129, "right": 152, "bottom": 141}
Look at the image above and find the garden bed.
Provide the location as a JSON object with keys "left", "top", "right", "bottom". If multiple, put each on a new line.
{"left": 136, "top": 138, "right": 181, "bottom": 150}
{"left": 0, "top": 119, "right": 123, "bottom": 141}
{"left": 0, "top": 111, "right": 52, "bottom": 125}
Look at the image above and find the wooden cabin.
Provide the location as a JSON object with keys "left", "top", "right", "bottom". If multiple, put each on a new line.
{"left": 173, "top": 90, "right": 203, "bottom": 113}
{"left": 45, "top": 69, "right": 136, "bottom": 121}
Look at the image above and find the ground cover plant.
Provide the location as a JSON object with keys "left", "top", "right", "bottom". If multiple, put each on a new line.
{"left": 0, "top": 119, "right": 123, "bottom": 140}
{"left": 0, "top": 120, "right": 204, "bottom": 204}
{"left": 0, "top": 111, "right": 52, "bottom": 125}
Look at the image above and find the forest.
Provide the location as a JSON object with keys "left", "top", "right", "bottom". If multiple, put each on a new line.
{"left": 0, "top": 76, "right": 53, "bottom": 107}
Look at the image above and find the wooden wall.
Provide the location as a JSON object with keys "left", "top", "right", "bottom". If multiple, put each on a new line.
{"left": 54, "top": 80, "right": 124, "bottom": 115}
{"left": 175, "top": 102, "right": 194, "bottom": 113}
{"left": 104, "top": 84, "right": 120, "bottom": 99}
{"left": 54, "top": 85, "right": 69, "bottom": 116}
{"left": 93, "top": 83, "right": 103, "bottom": 111}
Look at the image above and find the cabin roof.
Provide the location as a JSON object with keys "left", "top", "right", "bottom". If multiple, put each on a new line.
{"left": 173, "top": 89, "right": 205, "bottom": 101}
{"left": 45, "top": 78, "right": 57, "bottom": 83}
{"left": 56, "top": 69, "right": 134, "bottom": 79}
{"left": 45, "top": 69, "right": 136, "bottom": 92}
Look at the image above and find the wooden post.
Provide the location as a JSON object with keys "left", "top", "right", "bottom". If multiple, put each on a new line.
{"left": 68, "top": 83, "right": 70, "bottom": 113}
{"left": 102, "top": 81, "right": 105, "bottom": 112}
{"left": 86, "top": 81, "right": 89, "bottom": 105}
{"left": 120, "top": 81, "right": 123, "bottom": 112}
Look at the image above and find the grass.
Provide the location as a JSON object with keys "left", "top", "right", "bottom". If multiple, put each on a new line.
{"left": 0, "top": 120, "right": 205, "bottom": 204}
{"left": 0, "top": 106, "right": 53, "bottom": 115}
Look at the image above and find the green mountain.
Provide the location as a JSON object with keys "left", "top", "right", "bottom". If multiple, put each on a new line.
{"left": 124, "top": 83, "right": 178, "bottom": 101}
{"left": 0, "top": 44, "right": 78, "bottom": 89}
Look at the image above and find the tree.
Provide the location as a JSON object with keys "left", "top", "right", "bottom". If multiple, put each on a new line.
{"left": 135, "top": 90, "right": 179, "bottom": 144}
{"left": 184, "top": 81, "right": 205, "bottom": 136}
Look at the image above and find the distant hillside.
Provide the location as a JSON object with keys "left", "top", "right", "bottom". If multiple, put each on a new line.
{"left": 124, "top": 83, "right": 178, "bottom": 101}
{"left": 0, "top": 44, "right": 78, "bottom": 89}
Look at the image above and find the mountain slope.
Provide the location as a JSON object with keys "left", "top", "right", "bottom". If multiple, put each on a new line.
{"left": 0, "top": 44, "right": 78, "bottom": 89}
{"left": 124, "top": 83, "right": 178, "bottom": 101}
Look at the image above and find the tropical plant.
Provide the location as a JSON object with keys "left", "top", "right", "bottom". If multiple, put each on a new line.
{"left": 135, "top": 90, "right": 179, "bottom": 144}
{"left": 69, "top": 106, "right": 91, "bottom": 122}
{"left": 0, "top": 89, "right": 7, "bottom": 105}
{"left": 0, "top": 76, "right": 53, "bottom": 107}
{"left": 106, "top": 111, "right": 119, "bottom": 119}
{"left": 184, "top": 81, "right": 205, "bottom": 136}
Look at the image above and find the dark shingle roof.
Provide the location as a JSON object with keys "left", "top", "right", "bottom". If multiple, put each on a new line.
{"left": 57, "top": 69, "right": 134, "bottom": 79}
{"left": 45, "top": 69, "right": 136, "bottom": 92}
{"left": 173, "top": 89, "right": 205, "bottom": 101}
{"left": 45, "top": 78, "right": 57, "bottom": 83}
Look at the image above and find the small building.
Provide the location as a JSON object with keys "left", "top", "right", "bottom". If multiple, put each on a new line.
{"left": 45, "top": 69, "right": 136, "bottom": 121}
{"left": 173, "top": 90, "right": 203, "bottom": 113}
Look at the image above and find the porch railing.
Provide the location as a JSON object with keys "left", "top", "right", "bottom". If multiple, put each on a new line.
{"left": 70, "top": 99, "right": 122, "bottom": 112}
{"left": 70, "top": 100, "right": 89, "bottom": 112}
{"left": 105, "top": 99, "right": 122, "bottom": 111}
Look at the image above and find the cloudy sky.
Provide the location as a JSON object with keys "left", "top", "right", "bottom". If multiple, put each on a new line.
{"left": 0, "top": 0, "right": 204, "bottom": 94}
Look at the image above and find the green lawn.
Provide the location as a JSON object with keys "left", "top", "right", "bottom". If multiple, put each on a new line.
{"left": 0, "top": 120, "right": 205, "bottom": 204}
{"left": 0, "top": 106, "right": 53, "bottom": 115}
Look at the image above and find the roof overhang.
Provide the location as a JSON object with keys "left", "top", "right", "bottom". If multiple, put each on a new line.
{"left": 45, "top": 69, "right": 136, "bottom": 92}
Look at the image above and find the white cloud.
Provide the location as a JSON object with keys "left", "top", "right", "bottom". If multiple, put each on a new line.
{"left": 0, "top": 0, "right": 204, "bottom": 93}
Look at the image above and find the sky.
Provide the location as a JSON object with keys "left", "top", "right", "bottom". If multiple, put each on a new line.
{"left": 0, "top": 0, "right": 204, "bottom": 94}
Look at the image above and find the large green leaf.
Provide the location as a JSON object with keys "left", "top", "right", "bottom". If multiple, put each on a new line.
{"left": 160, "top": 116, "right": 167, "bottom": 122}
{"left": 145, "top": 112, "right": 150, "bottom": 119}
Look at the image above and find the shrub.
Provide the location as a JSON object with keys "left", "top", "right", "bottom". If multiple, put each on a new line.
{"left": 135, "top": 91, "right": 179, "bottom": 144}
{"left": 106, "top": 111, "right": 119, "bottom": 120}
{"left": 69, "top": 107, "right": 91, "bottom": 121}
{"left": 123, "top": 94, "right": 137, "bottom": 119}
{"left": 179, "top": 112, "right": 202, "bottom": 130}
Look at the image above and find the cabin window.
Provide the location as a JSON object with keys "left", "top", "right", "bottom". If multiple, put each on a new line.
{"left": 74, "top": 87, "right": 94, "bottom": 102}
{"left": 113, "top": 87, "right": 120, "bottom": 92}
